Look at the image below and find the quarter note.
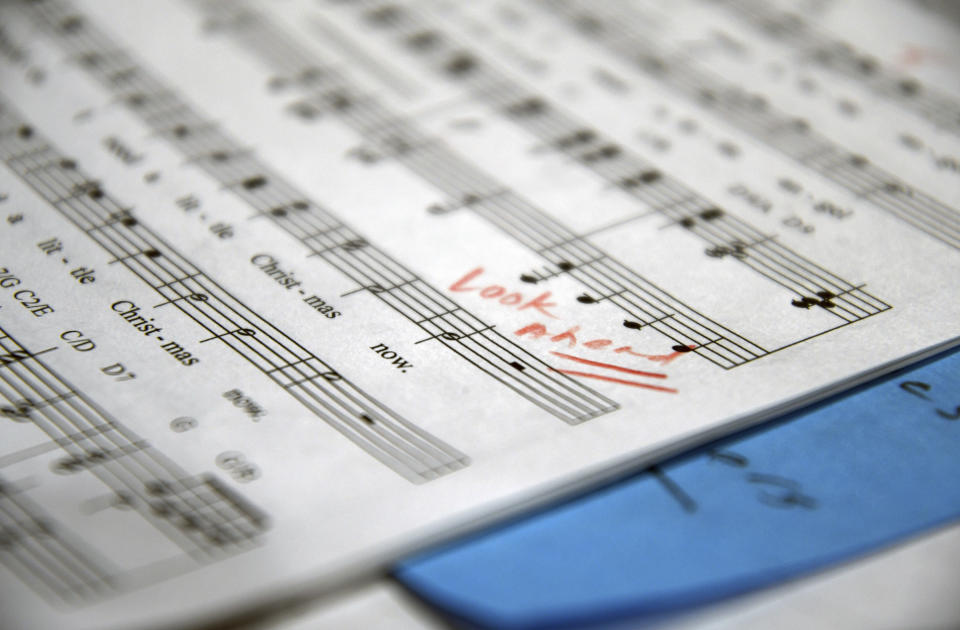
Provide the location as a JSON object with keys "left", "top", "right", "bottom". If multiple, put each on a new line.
{"left": 407, "top": 30, "right": 440, "bottom": 50}
{"left": 242, "top": 175, "right": 268, "bottom": 190}
{"left": 341, "top": 238, "right": 368, "bottom": 251}
{"left": 507, "top": 97, "right": 547, "bottom": 117}
{"left": 445, "top": 53, "right": 478, "bottom": 77}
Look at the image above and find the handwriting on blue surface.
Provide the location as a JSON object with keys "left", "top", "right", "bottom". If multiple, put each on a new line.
{"left": 397, "top": 345, "right": 960, "bottom": 630}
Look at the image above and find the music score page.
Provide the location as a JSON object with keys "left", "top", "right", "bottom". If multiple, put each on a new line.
{"left": 0, "top": 0, "right": 958, "bottom": 628}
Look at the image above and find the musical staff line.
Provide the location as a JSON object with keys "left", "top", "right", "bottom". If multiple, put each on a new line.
{"left": 185, "top": 0, "right": 794, "bottom": 369}
{"left": 343, "top": 0, "right": 890, "bottom": 327}
{"left": 0, "top": 96, "right": 469, "bottom": 482}
{"left": 0, "top": 325, "right": 268, "bottom": 602}
{"left": 0, "top": 475, "right": 117, "bottom": 604}
{"left": 17, "top": 0, "right": 618, "bottom": 425}
{"left": 536, "top": 0, "right": 960, "bottom": 252}
{"left": 708, "top": 0, "right": 960, "bottom": 137}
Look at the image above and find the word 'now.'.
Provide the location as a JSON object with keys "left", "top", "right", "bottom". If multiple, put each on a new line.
{"left": 370, "top": 343, "right": 413, "bottom": 373}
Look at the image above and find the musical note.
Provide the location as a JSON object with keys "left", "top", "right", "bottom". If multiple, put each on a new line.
{"left": 445, "top": 53, "right": 478, "bottom": 77}
{"left": 581, "top": 144, "right": 621, "bottom": 162}
{"left": 242, "top": 175, "right": 268, "bottom": 190}
{"left": 406, "top": 31, "right": 442, "bottom": 50}
{"left": 59, "top": 15, "right": 84, "bottom": 33}
{"left": 126, "top": 93, "right": 148, "bottom": 108}
{"left": 341, "top": 238, "right": 368, "bottom": 251}
{"left": 324, "top": 91, "right": 353, "bottom": 111}
{"left": 898, "top": 78, "right": 921, "bottom": 96}
{"left": 619, "top": 170, "right": 662, "bottom": 188}
{"left": 791, "top": 292, "right": 836, "bottom": 309}
{"left": 705, "top": 241, "right": 748, "bottom": 261}
{"left": 520, "top": 261, "right": 577, "bottom": 284}
{"left": 288, "top": 100, "right": 323, "bottom": 120}
{"left": 507, "top": 97, "right": 547, "bottom": 117}
{"left": 554, "top": 128, "right": 596, "bottom": 148}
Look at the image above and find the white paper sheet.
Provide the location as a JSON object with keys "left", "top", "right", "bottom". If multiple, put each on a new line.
{"left": 0, "top": 0, "right": 957, "bottom": 628}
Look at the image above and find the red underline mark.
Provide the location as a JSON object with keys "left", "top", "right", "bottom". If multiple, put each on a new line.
{"left": 550, "top": 351, "right": 667, "bottom": 379}
{"left": 553, "top": 369, "right": 678, "bottom": 393}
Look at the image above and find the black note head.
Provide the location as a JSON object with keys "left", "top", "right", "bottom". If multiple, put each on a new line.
{"left": 791, "top": 296, "right": 819, "bottom": 309}
{"left": 242, "top": 175, "right": 268, "bottom": 190}
{"left": 898, "top": 79, "right": 920, "bottom": 95}
{"left": 60, "top": 15, "right": 84, "bottom": 33}
{"left": 366, "top": 5, "right": 403, "bottom": 25}
{"left": 445, "top": 53, "right": 478, "bottom": 77}
{"left": 407, "top": 31, "right": 440, "bottom": 50}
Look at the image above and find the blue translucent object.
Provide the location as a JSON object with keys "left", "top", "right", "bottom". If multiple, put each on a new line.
{"left": 397, "top": 346, "right": 960, "bottom": 629}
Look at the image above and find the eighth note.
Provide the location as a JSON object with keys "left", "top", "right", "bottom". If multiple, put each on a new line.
{"left": 791, "top": 294, "right": 836, "bottom": 309}
{"left": 705, "top": 242, "right": 747, "bottom": 260}
{"left": 520, "top": 261, "right": 576, "bottom": 284}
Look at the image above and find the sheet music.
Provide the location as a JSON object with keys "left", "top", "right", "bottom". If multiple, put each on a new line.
{"left": 0, "top": 0, "right": 957, "bottom": 628}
